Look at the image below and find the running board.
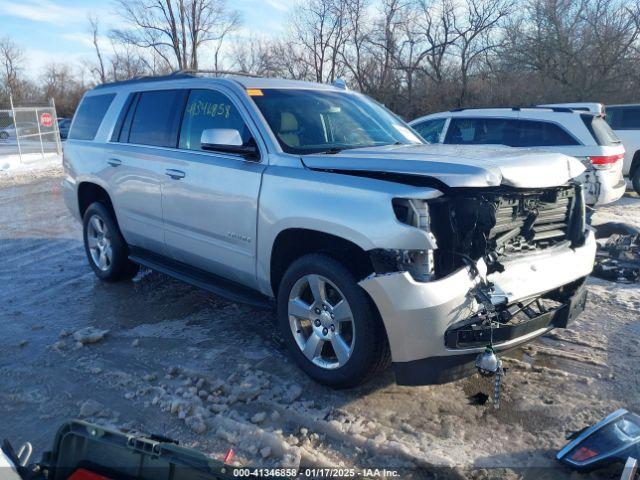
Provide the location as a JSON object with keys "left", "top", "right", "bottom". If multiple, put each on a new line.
{"left": 129, "top": 248, "right": 273, "bottom": 309}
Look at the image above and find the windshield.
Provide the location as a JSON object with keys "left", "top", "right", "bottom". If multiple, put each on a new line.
{"left": 249, "top": 89, "right": 421, "bottom": 154}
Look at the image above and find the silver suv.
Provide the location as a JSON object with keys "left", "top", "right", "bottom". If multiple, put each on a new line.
{"left": 62, "top": 74, "right": 596, "bottom": 388}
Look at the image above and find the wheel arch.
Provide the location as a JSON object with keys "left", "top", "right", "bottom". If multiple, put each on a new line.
{"left": 269, "top": 228, "right": 374, "bottom": 298}
{"left": 77, "top": 181, "right": 115, "bottom": 219}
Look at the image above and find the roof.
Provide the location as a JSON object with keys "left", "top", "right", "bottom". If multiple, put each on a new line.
{"left": 92, "top": 71, "right": 341, "bottom": 92}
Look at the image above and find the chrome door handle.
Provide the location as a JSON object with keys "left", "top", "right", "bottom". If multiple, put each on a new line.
{"left": 107, "top": 158, "right": 122, "bottom": 167}
{"left": 165, "top": 169, "right": 186, "bottom": 180}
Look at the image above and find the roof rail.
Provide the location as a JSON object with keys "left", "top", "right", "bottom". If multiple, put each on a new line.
{"left": 93, "top": 69, "right": 261, "bottom": 90}
{"left": 93, "top": 72, "right": 195, "bottom": 89}
{"left": 449, "top": 105, "right": 576, "bottom": 113}
{"left": 172, "top": 69, "right": 260, "bottom": 78}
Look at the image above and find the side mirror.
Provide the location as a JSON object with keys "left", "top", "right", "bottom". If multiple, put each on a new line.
{"left": 200, "top": 128, "right": 259, "bottom": 160}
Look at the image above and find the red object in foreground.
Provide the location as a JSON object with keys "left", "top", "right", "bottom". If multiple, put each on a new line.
{"left": 570, "top": 446, "right": 599, "bottom": 462}
{"left": 40, "top": 112, "right": 53, "bottom": 127}
{"left": 223, "top": 448, "right": 235, "bottom": 464}
{"left": 68, "top": 469, "right": 112, "bottom": 480}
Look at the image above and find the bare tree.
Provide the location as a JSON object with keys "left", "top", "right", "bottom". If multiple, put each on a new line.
{"left": 454, "top": 0, "right": 513, "bottom": 106}
{"left": 111, "top": 0, "right": 242, "bottom": 71}
{"left": 0, "top": 36, "right": 25, "bottom": 100}
{"left": 88, "top": 16, "right": 107, "bottom": 83}
{"left": 40, "top": 63, "right": 87, "bottom": 116}
{"left": 503, "top": 0, "right": 640, "bottom": 100}
{"left": 292, "top": 0, "right": 352, "bottom": 83}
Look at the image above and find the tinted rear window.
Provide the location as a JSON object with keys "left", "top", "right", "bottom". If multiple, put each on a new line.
{"left": 444, "top": 118, "right": 519, "bottom": 146}
{"left": 581, "top": 114, "right": 620, "bottom": 146}
{"left": 68, "top": 94, "right": 115, "bottom": 140}
{"left": 128, "top": 90, "right": 188, "bottom": 147}
{"left": 516, "top": 120, "right": 579, "bottom": 147}
{"left": 606, "top": 106, "right": 640, "bottom": 130}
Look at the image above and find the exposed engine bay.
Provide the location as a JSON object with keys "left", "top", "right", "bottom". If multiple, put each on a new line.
{"left": 427, "top": 184, "right": 586, "bottom": 278}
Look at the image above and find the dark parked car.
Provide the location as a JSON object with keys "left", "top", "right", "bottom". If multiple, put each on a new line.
{"left": 57, "top": 117, "right": 71, "bottom": 139}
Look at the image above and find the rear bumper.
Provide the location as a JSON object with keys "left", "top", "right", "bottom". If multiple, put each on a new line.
{"left": 596, "top": 175, "right": 626, "bottom": 205}
{"left": 359, "top": 229, "right": 596, "bottom": 385}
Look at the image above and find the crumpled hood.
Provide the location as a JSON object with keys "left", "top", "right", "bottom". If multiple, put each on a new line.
{"left": 302, "top": 143, "right": 586, "bottom": 188}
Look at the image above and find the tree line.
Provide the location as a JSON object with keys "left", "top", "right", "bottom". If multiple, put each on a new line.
{"left": 1, "top": 0, "right": 639, "bottom": 119}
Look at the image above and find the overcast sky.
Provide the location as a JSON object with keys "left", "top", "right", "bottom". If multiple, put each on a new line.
{"left": 1, "top": 0, "right": 292, "bottom": 79}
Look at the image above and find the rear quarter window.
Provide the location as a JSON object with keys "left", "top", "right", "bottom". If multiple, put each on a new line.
{"left": 516, "top": 120, "right": 579, "bottom": 147}
{"left": 68, "top": 94, "right": 116, "bottom": 141}
{"left": 581, "top": 114, "right": 621, "bottom": 146}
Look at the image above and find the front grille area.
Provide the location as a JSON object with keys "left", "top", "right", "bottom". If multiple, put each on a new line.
{"left": 486, "top": 186, "right": 575, "bottom": 253}
{"left": 429, "top": 185, "right": 584, "bottom": 277}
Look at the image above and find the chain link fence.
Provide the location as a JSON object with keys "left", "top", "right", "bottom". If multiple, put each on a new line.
{"left": 0, "top": 98, "right": 63, "bottom": 165}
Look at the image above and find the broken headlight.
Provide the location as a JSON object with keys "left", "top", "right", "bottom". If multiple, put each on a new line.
{"left": 370, "top": 248, "right": 435, "bottom": 282}
{"left": 370, "top": 198, "right": 437, "bottom": 282}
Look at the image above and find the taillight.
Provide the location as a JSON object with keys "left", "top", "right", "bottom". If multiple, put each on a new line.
{"left": 589, "top": 153, "right": 624, "bottom": 169}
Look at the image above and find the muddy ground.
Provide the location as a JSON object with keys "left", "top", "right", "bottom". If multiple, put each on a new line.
{"left": 1, "top": 169, "right": 639, "bottom": 479}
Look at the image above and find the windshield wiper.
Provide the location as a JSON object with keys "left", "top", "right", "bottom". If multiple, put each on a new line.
{"left": 321, "top": 147, "right": 346, "bottom": 154}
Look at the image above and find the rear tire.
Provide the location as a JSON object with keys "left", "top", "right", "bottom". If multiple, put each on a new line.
{"left": 82, "top": 202, "right": 138, "bottom": 281}
{"left": 277, "top": 253, "right": 390, "bottom": 388}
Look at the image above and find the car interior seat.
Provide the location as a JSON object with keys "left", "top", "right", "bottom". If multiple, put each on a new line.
{"left": 278, "top": 112, "right": 301, "bottom": 147}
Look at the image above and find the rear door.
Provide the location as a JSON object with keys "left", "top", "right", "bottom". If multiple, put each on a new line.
{"left": 161, "top": 87, "right": 267, "bottom": 289}
{"left": 107, "top": 89, "right": 188, "bottom": 254}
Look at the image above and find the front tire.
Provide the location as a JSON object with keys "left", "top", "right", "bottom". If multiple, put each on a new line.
{"left": 82, "top": 202, "right": 138, "bottom": 281}
{"left": 277, "top": 253, "right": 389, "bottom": 388}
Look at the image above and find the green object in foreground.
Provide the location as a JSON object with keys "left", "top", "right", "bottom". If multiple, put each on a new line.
{"left": 39, "top": 420, "right": 235, "bottom": 480}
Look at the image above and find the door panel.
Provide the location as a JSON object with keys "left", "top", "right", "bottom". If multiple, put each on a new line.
{"left": 162, "top": 152, "right": 266, "bottom": 288}
{"left": 106, "top": 89, "right": 188, "bottom": 255}
{"left": 107, "top": 143, "right": 169, "bottom": 255}
{"left": 161, "top": 88, "right": 266, "bottom": 289}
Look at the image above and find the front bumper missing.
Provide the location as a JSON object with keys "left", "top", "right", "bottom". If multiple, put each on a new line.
{"left": 394, "top": 282, "right": 587, "bottom": 385}
{"left": 359, "top": 229, "right": 596, "bottom": 386}
{"left": 444, "top": 285, "right": 587, "bottom": 349}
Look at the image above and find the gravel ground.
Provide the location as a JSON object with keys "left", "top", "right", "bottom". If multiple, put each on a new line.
{"left": 1, "top": 170, "right": 639, "bottom": 479}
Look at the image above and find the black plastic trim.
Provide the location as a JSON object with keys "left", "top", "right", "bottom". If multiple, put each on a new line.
{"left": 444, "top": 285, "right": 587, "bottom": 349}
{"left": 129, "top": 247, "right": 273, "bottom": 309}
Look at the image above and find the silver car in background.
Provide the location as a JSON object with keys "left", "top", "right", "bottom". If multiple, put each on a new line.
{"left": 62, "top": 74, "right": 596, "bottom": 387}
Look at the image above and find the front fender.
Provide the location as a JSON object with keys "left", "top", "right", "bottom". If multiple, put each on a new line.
{"left": 255, "top": 165, "right": 442, "bottom": 295}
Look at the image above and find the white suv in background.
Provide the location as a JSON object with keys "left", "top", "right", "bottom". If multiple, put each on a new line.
{"left": 410, "top": 107, "right": 626, "bottom": 207}
{"left": 605, "top": 104, "right": 640, "bottom": 194}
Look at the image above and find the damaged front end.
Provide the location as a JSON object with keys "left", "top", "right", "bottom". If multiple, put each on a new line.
{"left": 360, "top": 183, "right": 596, "bottom": 386}
{"left": 427, "top": 183, "right": 587, "bottom": 278}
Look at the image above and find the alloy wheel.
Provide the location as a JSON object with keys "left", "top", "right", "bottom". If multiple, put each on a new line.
{"left": 86, "top": 214, "right": 113, "bottom": 271}
{"left": 287, "top": 274, "right": 356, "bottom": 369}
